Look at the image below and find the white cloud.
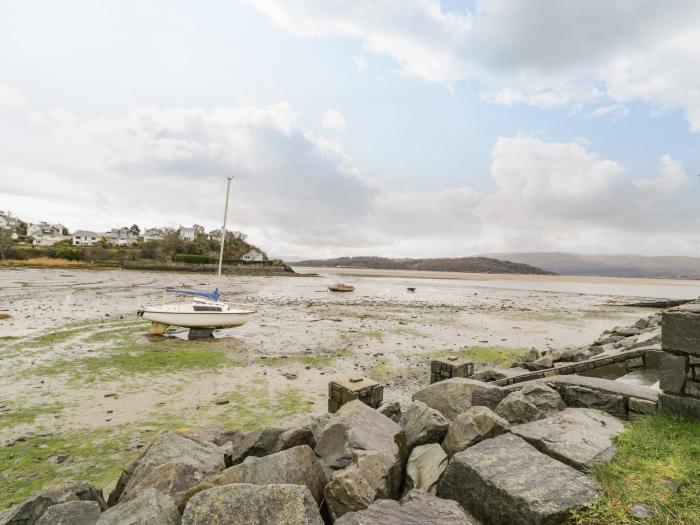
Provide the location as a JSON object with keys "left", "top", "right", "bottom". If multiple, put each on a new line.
{"left": 0, "top": 84, "right": 29, "bottom": 110}
{"left": 587, "top": 104, "right": 630, "bottom": 120}
{"left": 322, "top": 110, "right": 347, "bottom": 132}
{"left": 352, "top": 54, "right": 368, "bottom": 72}
{"left": 248, "top": 0, "right": 700, "bottom": 130}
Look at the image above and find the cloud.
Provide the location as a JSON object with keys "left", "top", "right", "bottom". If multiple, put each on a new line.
{"left": 248, "top": 0, "right": 700, "bottom": 130}
{"left": 0, "top": 84, "right": 29, "bottom": 110}
{"left": 322, "top": 110, "right": 347, "bottom": 132}
{"left": 587, "top": 104, "right": 630, "bottom": 120}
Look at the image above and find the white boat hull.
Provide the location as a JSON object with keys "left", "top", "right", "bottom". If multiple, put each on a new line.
{"left": 140, "top": 299, "right": 255, "bottom": 328}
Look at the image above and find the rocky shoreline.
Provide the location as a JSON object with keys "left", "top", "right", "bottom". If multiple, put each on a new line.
{"left": 4, "top": 303, "right": 698, "bottom": 525}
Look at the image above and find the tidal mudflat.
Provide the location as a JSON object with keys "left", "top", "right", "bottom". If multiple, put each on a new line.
{"left": 1, "top": 266, "right": 697, "bottom": 508}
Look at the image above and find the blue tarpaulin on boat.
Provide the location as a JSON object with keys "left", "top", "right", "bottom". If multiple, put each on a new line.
{"left": 165, "top": 287, "right": 220, "bottom": 301}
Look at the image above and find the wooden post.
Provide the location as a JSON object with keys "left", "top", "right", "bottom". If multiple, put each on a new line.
{"left": 148, "top": 322, "right": 169, "bottom": 335}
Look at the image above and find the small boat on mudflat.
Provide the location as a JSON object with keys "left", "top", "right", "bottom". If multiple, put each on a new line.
{"left": 328, "top": 283, "right": 355, "bottom": 292}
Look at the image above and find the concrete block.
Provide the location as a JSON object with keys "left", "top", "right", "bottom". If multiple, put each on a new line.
{"left": 628, "top": 397, "right": 657, "bottom": 415}
{"left": 429, "top": 356, "right": 474, "bottom": 384}
{"left": 659, "top": 353, "right": 687, "bottom": 394}
{"left": 684, "top": 380, "right": 700, "bottom": 397}
{"left": 658, "top": 392, "right": 700, "bottom": 422}
{"left": 562, "top": 386, "right": 627, "bottom": 419}
{"left": 328, "top": 377, "right": 383, "bottom": 413}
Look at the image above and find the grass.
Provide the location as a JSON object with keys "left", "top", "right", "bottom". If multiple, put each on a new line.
{"left": 571, "top": 415, "right": 700, "bottom": 525}
{"left": 0, "top": 257, "right": 89, "bottom": 267}
{"left": 390, "top": 327, "right": 427, "bottom": 338}
{"left": 358, "top": 329, "right": 384, "bottom": 340}
{"left": 433, "top": 345, "right": 532, "bottom": 366}
{"left": 256, "top": 354, "right": 338, "bottom": 368}
{"left": 0, "top": 403, "right": 64, "bottom": 429}
{"left": 22, "top": 328, "right": 86, "bottom": 349}
{"left": 367, "top": 356, "right": 392, "bottom": 379}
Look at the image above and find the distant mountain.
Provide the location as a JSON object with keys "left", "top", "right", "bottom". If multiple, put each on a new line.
{"left": 295, "top": 256, "right": 554, "bottom": 275}
{"left": 484, "top": 252, "right": 700, "bottom": 278}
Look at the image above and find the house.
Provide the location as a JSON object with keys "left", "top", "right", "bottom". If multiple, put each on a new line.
{"left": 208, "top": 228, "right": 223, "bottom": 241}
{"left": 241, "top": 249, "right": 265, "bottom": 262}
{"left": 28, "top": 222, "right": 69, "bottom": 246}
{"left": 0, "top": 211, "right": 19, "bottom": 240}
{"left": 143, "top": 228, "right": 165, "bottom": 242}
{"left": 107, "top": 227, "right": 138, "bottom": 247}
{"left": 178, "top": 226, "right": 196, "bottom": 242}
{"left": 72, "top": 230, "right": 103, "bottom": 247}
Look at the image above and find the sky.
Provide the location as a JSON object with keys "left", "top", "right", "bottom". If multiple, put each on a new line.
{"left": 1, "top": 0, "right": 699, "bottom": 258}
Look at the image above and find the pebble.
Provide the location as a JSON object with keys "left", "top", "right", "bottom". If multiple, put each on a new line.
{"left": 629, "top": 503, "right": 653, "bottom": 519}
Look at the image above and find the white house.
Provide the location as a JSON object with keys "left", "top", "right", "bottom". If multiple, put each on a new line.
{"left": 143, "top": 228, "right": 165, "bottom": 242}
{"left": 72, "top": 230, "right": 103, "bottom": 246}
{"left": 107, "top": 227, "right": 138, "bottom": 247}
{"left": 178, "top": 226, "right": 196, "bottom": 242}
{"left": 28, "top": 222, "right": 69, "bottom": 246}
{"left": 241, "top": 249, "right": 265, "bottom": 261}
{"left": 0, "top": 211, "right": 19, "bottom": 240}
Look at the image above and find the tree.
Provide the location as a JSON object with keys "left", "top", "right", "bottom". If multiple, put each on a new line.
{"left": 129, "top": 224, "right": 141, "bottom": 236}
{"left": 0, "top": 229, "right": 13, "bottom": 259}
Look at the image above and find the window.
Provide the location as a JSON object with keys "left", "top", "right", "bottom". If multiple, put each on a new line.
{"left": 193, "top": 305, "right": 222, "bottom": 312}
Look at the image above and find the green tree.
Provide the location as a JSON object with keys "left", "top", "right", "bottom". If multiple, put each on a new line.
{"left": 129, "top": 224, "right": 141, "bottom": 236}
{"left": 0, "top": 229, "right": 14, "bottom": 259}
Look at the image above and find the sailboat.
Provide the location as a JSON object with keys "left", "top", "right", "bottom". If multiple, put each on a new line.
{"left": 138, "top": 177, "right": 255, "bottom": 334}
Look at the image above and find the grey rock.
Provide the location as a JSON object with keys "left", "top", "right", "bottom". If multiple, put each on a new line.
{"left": 546, "top": 375, "right": 659, "bottom": 402}
{"left": 98, "top": 489, "right": 180, "bottom": 525}
{"left": 630, "top": 503, "right": 653, "bottom": 519}
{"left": 442, "top": 406, "right": 510, "bottom": 457}
{"left": 176, "top": 425, "right": 242, "bottom": 446}
{"left": 335, "top": 490, "right": 480, "bottom": 525}
{"left": 628, "top": 330, "right": 661, "bottom": 350}
{"left": 378, "top": 401, "right": 402, "bottom": 423}
{"left": 658, "top": 392, "right": 700, "bottom": 421}
{"left": 628, "top": 397, "right": 657, "bottom": 415}
{"left": 36, "top": 501, "right": 101, "bottom": 525}
{"left": 471, "top": 369, "right": 508, "bottom": 381}
{"left": 1, "top": 480, "right": 106, "bottom": 525}
{"left": 225, "top": 427, "right": 285, "bottom": 466}
{"left": 180, "top": 445, "right": 326, "bottom": 511}
{"left": 495, "top": 383, "right": 565, "bottom": 424}
{"left": 561, "top": 386, "right": 627, "bottom": 418}
{"left": 181, "top": 483, "right": 323, "bottom": 525}
{"left": 403, "top": 443, "right": 448, "bottom": 494}
{"left": 122, "top": 462, "right": 206, "bottom": 509}
{"left": 437, "top": 433, "right": 601, "bottom": 525}
{"left": 316, "top": 401, "right": 406, "bottom": 519}
{"left": 662, "top": 310, "right": 700, "bottom": 355}
{"left": 659, "top": 353, "right": 687, "bottom": 394}
{"left": 511, "top": 408, "right": 625, "bottom": 470}
{"left": 399, "top": 401, "right": 450, "bottom": 451}
{"left": 272, "top": 426, "right": 316, "bottom": 453}
{"left": 412, "top": 378, "right": 505, "bottom": 420}
{"left": 110, "top": 430, "right": 224, "bottom": 505}
{"left": 551, "top": 347, "right": 591, "bottom": 363}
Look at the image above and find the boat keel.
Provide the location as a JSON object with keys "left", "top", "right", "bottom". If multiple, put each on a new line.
{"left": 188, "top": 327, "right": 215, "bottom": 340}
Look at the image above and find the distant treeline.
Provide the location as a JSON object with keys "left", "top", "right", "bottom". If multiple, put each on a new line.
{"left": 296, "top": 256, "right": 555, "bottom": 275}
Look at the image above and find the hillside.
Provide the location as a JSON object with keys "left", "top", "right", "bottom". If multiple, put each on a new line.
{"left": 295, "top": 256, "right": 554, "bottom": 275}
{"left": 484, "top": 252, "right": 700, "bottom": 279}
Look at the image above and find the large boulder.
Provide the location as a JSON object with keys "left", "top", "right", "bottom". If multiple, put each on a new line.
{"left": 378, "top": 401, "right": 402, "bottom": 423}
{"left": 109, "top": 430, "right": 225, "bottom": 505}
{"left": 441, "top": 406, "right": 510, "bottom": 457}
{"left": 412, "top": 378, "right": 505, "bottom": 420}
{"left": 176, "top": 425, "right": 242, "bottom": 447}
{"left": 224, "top": 427, "right": 286, "bottom": 467}
{"left": 511, "top": 408, "right": 625, "bottom": 471}
{"left": 399, "top": 401, "right": 450, "bottom": 451}
{"left": 97, "top": 488, "right": 180, "bottom": 525}
{"left": 181, "top": 483, "right": 323, "bottom": 525}
{"left": 438, "top": 434, "right": 601, "bottom": 525}
{"left": 121, "top": 463, "right": 206, "bottom": 509}
{"left": 560, "top": 386, "right": 627, "bottom": 418}
{"left": 403, "top": 444, "right": 448, "bottom": 495}
{"left": 315, "top": 401, "right": 406, "bottom": 520}
{"left": 495, "top": 383, "right": 565, "bottom": 424}
{"left": 1, "top": 480, "right": 106, "bottom": 525}
{"left": 272, "top": 426, "right": 316, "bottom": 453}
{"left": 180, "top": 445, "right": 326, "bottom": 511}
{"left": 35, "top": 501, "right": 101, "bottom": 525}
{"left": 334, "top": 490, "right": 480, "bottom": 525}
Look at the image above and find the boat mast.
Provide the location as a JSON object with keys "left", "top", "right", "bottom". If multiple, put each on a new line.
{"left": 216, "top": 176, "right": 233, "bottom": 292}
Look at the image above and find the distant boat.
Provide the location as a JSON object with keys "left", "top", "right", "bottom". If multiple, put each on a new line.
{"left": 328, "top": 283, "right": 355, "bottom": 292}
{"left": 137, "top": 177, "right": 255, "bottom": 333}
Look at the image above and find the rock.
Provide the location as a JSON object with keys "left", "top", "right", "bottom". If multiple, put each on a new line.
{"left": 628, "top": 397, "right": 657, "bottom": 416}
{"left": 176, "top": 425, "right": 242, "bottom": 446}
{"left": 36, "top": 501, "right": 101, "bottom": 525}
{"left": 522, "top": 355, "right": 553, "bottom": 371}
{"left": 378, "top": 401, "right": 402, "bottom": 423}
{"left": 495, "top": 383, "right": 565, "bottom": 424}
{"left": 180, "top": 445, "right": 326, "bottom": 511}
{"left": 403, "top": 444, "right": 448, "bottom": 495}
{"left": 441, "top": 406, "right": 510, "bottom": 457}
{"left": 628, "top": 330, "right": 660, "bottom": 350}
{"left": 272, "top": 426, "right": 316, "bottom": 453}
{"left": 551, "top": 347, "right": 591, "bottom": 363}
{"left": 630, "top": 503, "right": 653, "bottom": 519}
{"left": 665, "top": 480, "right": 683, "bottom": 492}
{"left": 224, "top": 427, "right": 285, "bottom": 467}
{"left": 399, "top": 401, "right": 450, "bottom": 451}
{"left": 122, "top": 463, "right": 205, "bottom": 509}
{"left": 97, "top": 488, "right": 180, "bottom": 525}
{"left": 412, "top": 378, "right": 505, "bottom": 420}
{"left": 335, "top": 490, "right": 479, "bottom": 525}
{"left": 511, "top": 408, "right": 625, "bottom": 470}
{"left": 659, "top": 353, "right": 687, "bottom": 394}
{"left": 560, "top": 385, "right": 627, "bottom": 418}
{"left": 316, "top": 401, "right": 406, "bottom": 519}
{"left": 661, "top": 310, "right": 700, "bottom": 355}
{"left": 471, "top": 369, "right": 508, "bottom": 381}
{"left": 658, "top": 392, "right": 700, "bottom": 421}
{"left": 1, "top": 480, "right": 107, "bottom": 525}
{"left": 181, "top": 483, "right": 323, "bottom": 525}
{"left": 438, "top": 433, "right": 601, "bottom": 525}
{"left": 109, "top": 430, "right": 224, "bottom": 505}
